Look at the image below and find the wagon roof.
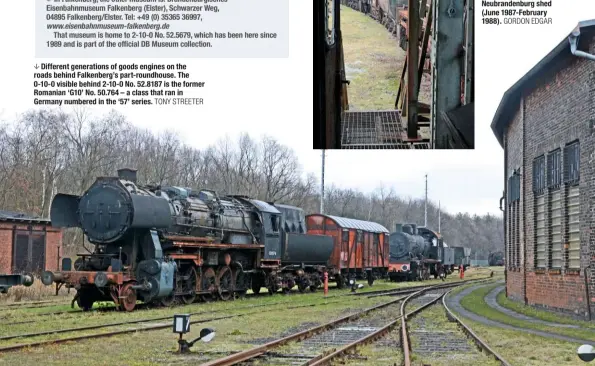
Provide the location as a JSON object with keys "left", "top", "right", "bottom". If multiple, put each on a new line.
{"left": 317, "top": 214, "right": 389, "bottom": 233}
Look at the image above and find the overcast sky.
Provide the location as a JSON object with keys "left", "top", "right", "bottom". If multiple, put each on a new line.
{"left": 1, "top": 1, "right": 593, "bottom": 217}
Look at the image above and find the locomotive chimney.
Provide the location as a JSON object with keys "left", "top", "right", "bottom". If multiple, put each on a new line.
{"left": 409, "top": 224, "right": 418, "bottom": 235}
{"left": 402, "top": 224, "right": 412, "bottom": 235}
{"left": 117, "top": 168, "right": 137, "bottom": 183}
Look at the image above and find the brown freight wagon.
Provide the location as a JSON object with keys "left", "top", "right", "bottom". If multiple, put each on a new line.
{"left": 305, "top": 214, "right": 390, "bottom": 287}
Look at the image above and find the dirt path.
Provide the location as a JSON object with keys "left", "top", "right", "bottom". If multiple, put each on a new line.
{"left": 446, "top": 284, "right": 591, "bottom": 344}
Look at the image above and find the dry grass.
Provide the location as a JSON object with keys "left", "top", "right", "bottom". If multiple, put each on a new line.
{"left": 496, "top": 291, "right": 595, "bottom": 329}
{"left": 0, "top": 276, "right": 71, "bottom": 303}
{"left": 458, "top": 316, "right": 586, "bottom": 366}
{"left": 341, "top": 6, "right": 404, "bottom": 111}
{"left": 459, "top": 283, "right": 595, "bottom": 341}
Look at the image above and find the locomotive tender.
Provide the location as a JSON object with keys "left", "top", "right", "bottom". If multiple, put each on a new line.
{"left": 35, "top": 168, "right": 388, "bottom": 311}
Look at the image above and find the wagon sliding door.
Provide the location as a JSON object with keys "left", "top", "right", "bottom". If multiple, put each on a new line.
{"left": 341, "top": 229, "right": 349, "bottom": 270}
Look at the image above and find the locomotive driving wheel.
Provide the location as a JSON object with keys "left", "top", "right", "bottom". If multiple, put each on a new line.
{"left": 201, "top": 268, "right": 217, "bottom": 302}
{"left": 180, "top": 267, "right": 198, "bottom": 305}
{"left": 217, "top": 266, "right": 234, "bottom": 301}
{"left": 297, "top": 277, "right": 310, "bottom": 293}
{"left": 119, "top": 283, "right": 137, "bottom": 312}
{"left": 232, "top": 268, "right": 247, "bottom": 299}
{"left": 251, "top": 279, "right": 262, "bottom": 295}
{"left": 160, "top": 293, "right": 175, "bottom": 307}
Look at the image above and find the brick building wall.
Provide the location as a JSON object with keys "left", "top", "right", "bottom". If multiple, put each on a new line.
{"left": 503, "top": 33, "right": 595, "bottom": 319}
{"left": 0, "top": 221, "right": 62, "bottom": 275}
{"left": 503, "top": 106, "right": 525, "bottom": 302}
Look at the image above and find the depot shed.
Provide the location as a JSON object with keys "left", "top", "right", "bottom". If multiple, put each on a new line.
{"left": 0, "top": 210, "right": 62, "bottom": 275}
{"left": 491, "top": 20, "right": 595, "bottom": 319}
{"left": 306, "top": 214, "right": 390, "bottom": 275}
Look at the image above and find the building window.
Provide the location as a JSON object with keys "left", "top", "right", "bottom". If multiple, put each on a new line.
{"left": 534, "top": 194, "right": 546, "bottom": 268}
{"left": 548, "top": 189, "right": 562, "bottom": 268}
{"left": 565, "top": 184, "right": 580, "bottom": 269}
{"left": 564, "top": 140, "right": 580, "bottom": 269}
{"left": 507, "top": 170, "right": 520, "bottom": 203}
{"left": 532, "top": 155, "right": 546, "bottom": 195}
{"left": 507, "top": 169, "right": 521, "bottom": 269}
{"left": 12, "top": 230, "right": 46, "bottom": 275}
{"left": 546, "top": 149, "right": 562, "bottom": 189}
{"left": 563, "top": 141, "right": 579, "bottom": 185}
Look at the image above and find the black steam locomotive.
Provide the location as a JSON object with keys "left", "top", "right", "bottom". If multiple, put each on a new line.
{"left": 39, "top": 168, "right": 336, "bottom": 311}
{"left": 388, "top": 223, "right": 469, "bottom": 282}
{"left": 489, "top": 251, "right": 504, "bottom": 266}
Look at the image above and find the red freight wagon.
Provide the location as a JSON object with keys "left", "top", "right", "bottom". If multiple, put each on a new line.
{"left": 305, "top": 214, "right": 390, "bottom": 287}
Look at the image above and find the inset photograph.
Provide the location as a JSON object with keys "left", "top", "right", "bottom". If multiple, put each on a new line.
{"left": 314, "top": 0, "right": 474, "bottom": 149}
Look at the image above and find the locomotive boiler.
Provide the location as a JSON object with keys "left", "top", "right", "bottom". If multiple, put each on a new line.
{"left": 388, "top": 224, "right": 429, "bottom": 281}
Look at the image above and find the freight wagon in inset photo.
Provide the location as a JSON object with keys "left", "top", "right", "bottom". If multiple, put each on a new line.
{"left": 305, "top": 214, "right": 390, "bottom": 287}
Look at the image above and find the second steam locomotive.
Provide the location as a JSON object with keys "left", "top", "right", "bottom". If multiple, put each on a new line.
{"left": 388, "top": 224, "right": 471, "bottom": 282}
{"left": 39, "top": 169, "right": 390, "bottom": 311}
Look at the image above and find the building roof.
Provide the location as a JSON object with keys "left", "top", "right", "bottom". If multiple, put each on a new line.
{"left": 0, "top": 210, "right": 51, "bottom": 224}
{"left": 322, "top": 214, "right": 389, "bottom": 233}
{"left": 491, "top": 20, "right": 595, "bottom": 147}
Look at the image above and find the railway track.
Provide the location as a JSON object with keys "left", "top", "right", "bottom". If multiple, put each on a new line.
{"left": 358, "top": 276, "right": 496, "bottom": 298}
{"left": 400, "top": 287, "right": 511, "bottom": 366}
{"left": 200, "top": 281, "right": 482, "bottom": 366}
{"left": 0, "top": 299, "right": 72, "bottom": 311}
{"left": 1, "top": 275, "right": 495, "bottom": 327}
{"left": 0, "top": 291, "right": 379, "bottom": 352}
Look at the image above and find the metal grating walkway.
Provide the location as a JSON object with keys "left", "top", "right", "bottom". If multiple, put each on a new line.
{"left": 340, "top": 110, "right": 430, "bottom": 149}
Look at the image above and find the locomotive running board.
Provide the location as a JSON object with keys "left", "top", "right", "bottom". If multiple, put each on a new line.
{"left": 340, "top": 110, "right": 430, "bottom": 149}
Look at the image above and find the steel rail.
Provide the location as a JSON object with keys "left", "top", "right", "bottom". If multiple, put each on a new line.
{"left": 1, "top": 284, "right": 362, "bottom": 323}
{"left": 200, "top": 295, "right": 409, "bottom": 366}
{"left": 357, "top": 275, "right": 497, "bottom": 298}
{"left": 0, "top": 290, "right": 344, "bottom": 324}
{"left": 311, "top": 280, "right": 502, "bottom": 365}
{"left": 202, "top": 280, "right": 481, "bottom": 366}
{"left": 309, "top": 287, "right": 445, "bottom": 366}
{"left": 0, "top": 299, "right": 69, "bottom": 308}
{"left": 400, "top": 283, "right": 508, "bottom": 366}
{"left": 0, "top": 312, "right": 241, "bottom": 353}
{"left": 442, "top": 289, "right": 512, "bottom": 366}
{"left": 0, "top": 296, "right": 352, "bottom": 353}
